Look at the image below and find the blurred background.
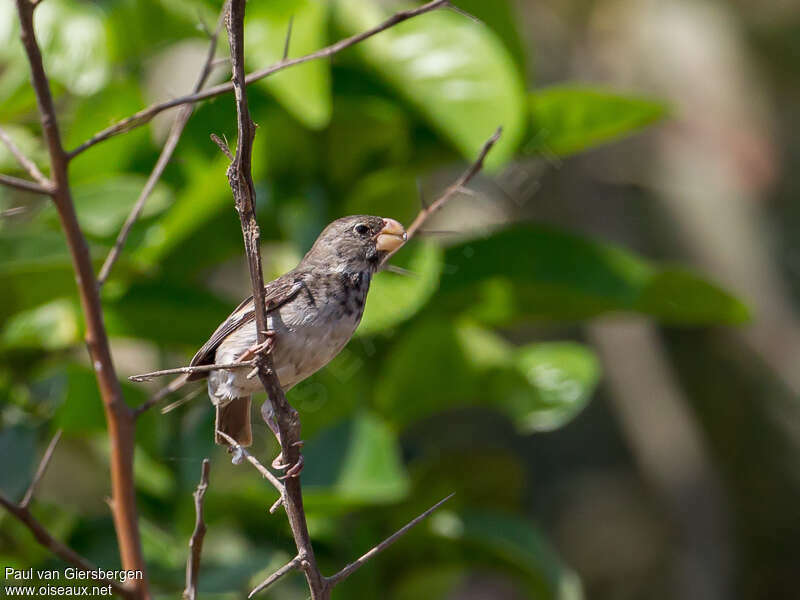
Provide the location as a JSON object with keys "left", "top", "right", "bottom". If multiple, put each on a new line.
{"left": 1, "top": 0, "right": 799, "bottom": 598}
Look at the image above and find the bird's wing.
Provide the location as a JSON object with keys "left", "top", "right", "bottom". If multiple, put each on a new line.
{"left": 188, "top": 276, "right": 304, "bottom": 379}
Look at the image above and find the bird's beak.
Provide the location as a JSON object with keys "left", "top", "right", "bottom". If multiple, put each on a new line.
{"left": 376, "top": 218, "right": 407, "bottom": 253}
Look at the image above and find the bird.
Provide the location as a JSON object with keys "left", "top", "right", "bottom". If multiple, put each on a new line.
{"left": 176, "top": 215, "right": 406, "bottom": 469}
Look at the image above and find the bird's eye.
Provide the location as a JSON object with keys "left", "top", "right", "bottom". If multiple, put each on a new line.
{"left": 354, "top": 224, "right": 369, "bottom": 236}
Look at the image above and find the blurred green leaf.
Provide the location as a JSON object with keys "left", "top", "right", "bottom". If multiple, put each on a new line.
{"left": 37, "top": 175, "right": 172, "bottom": 238}
{"left": 0, "top": 0, "right": 109, "bottom": 97}
{"left": 343, "top": 167, "right": 421, "bottom": 228}
{"left": 48, "top": 365, "right": 108, "bottom": 434}
{"left": 359, "top": 242, "right": 443, "bottom": 336}
{"left": 0, "top": 426, "right": 36, "bottom": 499}
{"left": 335, "top": 0, "right": 526, "bottom": 168}
{"left": 1, "top": 299, "right": 80, "bottom": 351}
{"left": 0, "top": 125, "right": 48, "bottom": 173}
{"left": 430, "top": 510, "right": 583, "bottom": 600}
{"left": 375, "top": 318, "right": 598, "bottom": 431}
{"left": 452, "top": 0, "right": 528, "bottom": 71}
{"left": 440, "top": 226, "right": 749, "bottom": 324}
{"left": 105, "top": 280, "right": 231, "bottom": 347}
{"left": 527, "top": 86, "right": 667, "bottom": 156}
{"left": 302, "top": 412, "right": 410, "bottom": 510}
{"left": 246, "top": 0, "right": 332, "bottom": 129}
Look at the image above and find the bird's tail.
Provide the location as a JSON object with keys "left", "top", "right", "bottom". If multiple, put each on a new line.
{"left": 215, "top": 397, "right": 252, "bottom": 447}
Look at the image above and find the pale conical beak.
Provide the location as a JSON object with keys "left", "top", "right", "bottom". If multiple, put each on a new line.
{"left": 375, "top": 217, "right": 407, "bottom": 253}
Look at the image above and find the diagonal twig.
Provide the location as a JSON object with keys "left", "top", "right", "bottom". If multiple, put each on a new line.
{"left": 21, "top": 429, "right": 62, "bottom": 509}
{"left": 96, "top": 2, "right": 229, "bottom": 286}
{"left": 327, "top": 493, "right": 455, "bottom": 587}
{"left": 0, "top": 173, "right": 50, "bottom": 194}
{"left": 248, "top": 556, "right": 301, "bottom": 598}
{"left": 182, "top": 459, "right": 210, "bottom": 600}
{"left": 382, "top": 127, "right": 502, "bottom": 267}
{"left": 214, "top": 431, "right": 285, "bottom": 499}
{"left": 0, "top": 124, "right": 49, "bottom": 186}
{"left": 67, "top": 0, "right": 452, "bottom": 158}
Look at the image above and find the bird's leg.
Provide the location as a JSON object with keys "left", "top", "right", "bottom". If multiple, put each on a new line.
{"left": 260, "top": 399, "right": 305, "bottom": 477}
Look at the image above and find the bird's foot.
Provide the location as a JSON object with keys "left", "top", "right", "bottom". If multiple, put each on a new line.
{"left": 239, "top": 333, "right": 275, "bottom": 362}
{"left": 271, "top": 441, "right": 305, "bottom": 478}
{"left": 228, "top": 445, "right": 245, "bottom": 465}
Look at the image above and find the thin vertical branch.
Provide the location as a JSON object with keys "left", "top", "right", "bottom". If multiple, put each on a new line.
{"left": 183, "top": 459, "right": 210, "bottom": 600}
{"left": 11, "top": 1, "right": 147, "bottom": 597}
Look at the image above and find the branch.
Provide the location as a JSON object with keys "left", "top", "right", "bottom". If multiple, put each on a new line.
{"left": 96, "top": 2, "right": 229, "bottom": 286}
{"left": 0, "top": 431, "right": 133, "bottom": 599}
{"left": 21, "top": 429, "right": 62, "bottom": 509}
{"left": 13, "top": 0, "right": 148, "bottom": 595}
{"left": 182, "top": 459, "right": 210, "bottom": 600}
{"left": 224, "top": 0, "right": 327, "bottom": 596}
{"left": 214, "top": 431, "right": 285, "bottom": 500}
{"left": 248, "top": 556, "right": 301, "bottom": 598}
{"left": 0, "top": 124, "right": 49, "bottom": 186}
{"left": 381, "top": 127, "right": 502, "bottom": 268}
{"left": 128, "top": 360, "right": 257, "bottom": 382}
{"left": 327, "top": 494, "right": 455, "bottom": 587}
{"left": 0, "top": 172, "right": 50, "bottom": 194}
{"left": 67, "top": 0, "right": 451, "bottom": 158}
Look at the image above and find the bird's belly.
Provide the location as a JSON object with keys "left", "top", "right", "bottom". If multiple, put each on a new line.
{"left": 209, "top": 307, "right": 361, "bottom": 402}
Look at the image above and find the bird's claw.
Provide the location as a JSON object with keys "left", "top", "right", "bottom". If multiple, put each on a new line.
{"left": 229, "top": 445, "right": 245, "bottom": 465}
{"left": 271, "top": 441, "right": 305, "bottom": 478}
{"left": 239, "top": 334, "right": 276, "bottom": 362}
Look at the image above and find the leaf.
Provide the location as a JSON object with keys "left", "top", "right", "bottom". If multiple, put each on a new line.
{"left": 507, "top": 343, "right": 600, "bottom": 432}
{"left": 375, "top": 318, "right": 599, "bottom": 431}
{"left": 0, "top": 426, "right": 36, "bottom": 499}
{"left": 0, "top": 0, "right": 110, "bottom": 97}
{"left": 527, "top": 86, "right": 668, "bottom": 156}
{"left": 105, "top": 280, "right": 233, "bottom": 347}
{"left": 335, "top": 0, "right": 526, "bottom": 168}
{"left": 430, "top": 510, "right": 583, "bottom": 600}
{"left": 302, "top": 412, "right": 410, "bottom": 510}
{"left": 439, "top": 225, "right": 749, "bottom": 325}
{"left": 38, "top": 175, "right": 173, "bottom": 238}
{"left": 1, "top": 299, "right": 80, "bottom": 351}
{"left": 246, "top": 0, "right": 332, "bottom": 129}
{"left": 359, "top": 243, "right": 443, "bottom": 335}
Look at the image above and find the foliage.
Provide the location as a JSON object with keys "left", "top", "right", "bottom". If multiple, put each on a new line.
{"left": 0, "top": 0, "right": 748, "bottom": 598}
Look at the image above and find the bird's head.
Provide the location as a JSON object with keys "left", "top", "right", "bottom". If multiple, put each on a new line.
{"left": 303, "top": 215, "right": 407, "bottom": 272}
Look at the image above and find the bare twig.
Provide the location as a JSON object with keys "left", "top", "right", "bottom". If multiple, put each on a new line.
{"left": 96, "top": 2, "right": 229, "bottom": 286}
{"left": 382, "top": 127, "right": 502, "bottom": 267}
{"left": 0, "top": 124, "right": 49, "bottom": 186}
{"left": 0, "top": 173, "right": 50, "bottom": 194}
{"left": 0, "top": 495, "right": 134, "bottom": 597}
{"left": 0, "top": 205, "right": 29, "bottom": 217}
{"left": 210, "top": 133, "right": 234, "bottom": 160}
{"left": 214, "top": 431, "right": 285, "bottom": 498}
{"left": 21, "top": 429, "right": 62, "bottom": 509}
{"left": 327, "top": 494, "right": 455, "bottom": 587}
{"left": 224, "top": 0, "right": 327, "bottom": 596}
{"left": 12, "top": 1, "right": 147, "bottom": 595}
{"left": 249, "top": 556, "right": 302, "bottom": 598}
{"left": 67, "top": 0, "right": 451, "bottom": 158}
{"left": 182, "top": 459, "right": 210, "bottom": 600}
{"left": 129, "top": 360, "right": 257, "bottom": 382}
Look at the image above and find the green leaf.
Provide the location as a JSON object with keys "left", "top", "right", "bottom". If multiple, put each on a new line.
{"left": 359, "top": 243, "right": 443, "bottom": 335}
{"left": 507, "top": 343, "right": 600, "bottom": 432}
{"left": 302, "top": 412, "right": 410, "bottom": 510}
{"left": 38, "top": 175, "right": 172, "bottom": 238}
{"left": 335, "top": 0, "right": 526, "bottom": 168}
{"left": 246, "top": 0, "right": 332, "bottom": 129}
{"left": 0, "top": 0, "right": 109, "bottom": 97}
{"left": 430, "top": 510, "right": 583, "bottom": 600}
{"left": 375, "top": 318, "right": 599, "bottom": 431}
{"left": 1, "top": 299, "right": 80, "bottom": 351}
{"left": 440, "top": 225, "right": 749, "bottom": 325}
{"left": 527, "top": 86, "right": 668, "bottom": 156}
{"left": 105, "top": 280, "right": 232, "bottom": 347}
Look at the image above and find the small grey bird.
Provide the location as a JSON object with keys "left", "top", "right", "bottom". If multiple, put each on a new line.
{"left": 185, "top": 215, "right": 406, "bottom": 457}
